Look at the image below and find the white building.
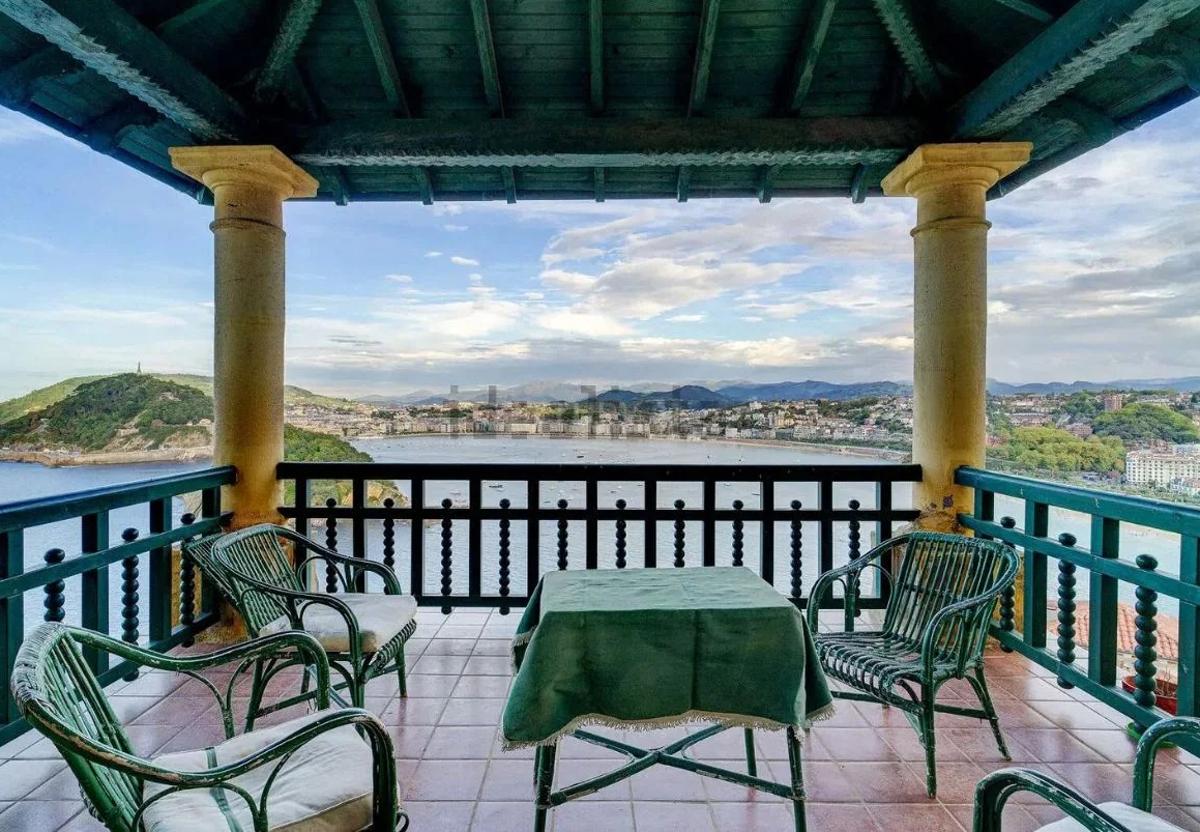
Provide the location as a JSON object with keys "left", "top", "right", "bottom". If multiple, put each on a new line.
{"left": 1125, "top": 447, "right": 1200, "bottom": 486}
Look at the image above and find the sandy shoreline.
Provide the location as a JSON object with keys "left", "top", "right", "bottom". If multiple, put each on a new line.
{"left": 0, "top": 448, "right": 212, "bottom": 467}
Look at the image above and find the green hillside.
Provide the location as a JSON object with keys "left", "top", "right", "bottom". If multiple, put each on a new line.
{"left": 0, "top": 373, "right": 359, "bottom": 424}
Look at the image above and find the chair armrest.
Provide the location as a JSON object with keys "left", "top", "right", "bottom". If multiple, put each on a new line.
{"left": 274, "top": 526, "right": 403, "bottom": 595}
{"left": 806, "top": 535, "right": 906, "bottom": 633}
{"left": 1133, "top": 716, "right": 1200, "bottom": 811}
{"left": 974, "top": 768, "right": 1132, "bottom": 832}
{"left": 238, "top": 577, "right": 365, "bottom": 665}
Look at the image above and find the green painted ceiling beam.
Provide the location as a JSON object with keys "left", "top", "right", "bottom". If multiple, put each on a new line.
{"left": 293, "top": 116, "right": 919, "bottom": 168}
{"left": 593, "top": 167, "right": 604, "bottom": 202}
{"left": 989, "top": 0, "right": 1055, "bottom": 23}
{"left": 785, "top": 0, "right": 839, "bottom": 114}
{"left": 588, "top": 0, "right": 603, "bottom": 114}
{"left": 756, "top": 165, "right": 778, "bottom": 203}
{"left": 353, "top": 0, "right": 410, "bottom": 117}
{"left": 869, "top": 0, "right": 944, "bottom": 100}
{"left": 469, "top": 0, "right": 505, "bottom": 117}
{"left": 675, "top": 166, "right": 690, "bottom": 202}
{"left": 254, "top": 0, "right": 323, "bottom": 104}
{"left": 0, "top": 0, "right": 247, "bottom": 140}
{"left": 687, "top": 0, "right": 721, "bottom": 116}
{"left": 849, "top": 163, "right": 868, "bottom": 203}
{"left": 953, "top": 0, "right": 1200, "bottom": 138}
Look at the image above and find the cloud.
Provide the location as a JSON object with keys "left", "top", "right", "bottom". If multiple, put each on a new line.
{"left": 667, "top": 314, "right": 706, "bottom": 322}
{"left": 443, "top": 224, "right": 468, "bottom": 232}
{"left": 425, "top": 251, "right": 442, "bottom": 258}
{"left": 450, "top": 255, "right": 480, "bottom": 267}
{"left": 384, "top": 274, "right": 413, "bottom": 284}
{"left": 468, "top": 273, "right": 483, "bottom": 283}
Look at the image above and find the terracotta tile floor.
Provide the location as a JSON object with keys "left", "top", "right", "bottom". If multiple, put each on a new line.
{"left": 3, "top": 610, "right": 1199, "bottom": 831}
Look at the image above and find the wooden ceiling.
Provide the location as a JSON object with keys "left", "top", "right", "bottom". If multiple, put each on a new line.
{"left": 0, "top": 0, "right": 1196, "bottom": 204}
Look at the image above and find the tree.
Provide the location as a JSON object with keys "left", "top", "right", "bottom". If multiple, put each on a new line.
{"left": 1059, "top": 391, "right": 1101, "bottom": 421}
{"left": 990, "top": 427, "right": 1125, "bottom": 474}
{"left": 1092, "top": 403, "right": 1200, "bottom": 445}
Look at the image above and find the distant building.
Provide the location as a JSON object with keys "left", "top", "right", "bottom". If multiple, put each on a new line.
{"left": 1064, "top": 423, "right": 1093, "bottom": 438}
{"left": 1101, "top": 393, "right": 1124, "bottom": 412}
{"left": 1125, "top": 447, "right": 1200, "bottom": 486}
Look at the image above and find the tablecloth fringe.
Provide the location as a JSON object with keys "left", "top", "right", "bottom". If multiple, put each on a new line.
{"left": 501, "top": 704, "right": 836, "bottom": 751}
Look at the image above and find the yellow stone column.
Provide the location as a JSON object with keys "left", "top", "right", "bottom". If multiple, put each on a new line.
{"left": 882, "top": 143, "right": 1031, "bottom": 530}
{"left": 170, "top": 146, "right": 318, "bottom": 528}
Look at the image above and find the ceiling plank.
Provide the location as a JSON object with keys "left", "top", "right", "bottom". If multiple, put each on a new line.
{"left": 953, "top": 0, "right": 1200, "bottom": 138}
{"left": 293, "top": 116, "right": 921, "bottom": 168}
{"left": 756, "top": 165, "right": 778, "bottom": 203}
{"left": 588, "top": 0, "right": 604, "bottom": 114}
{"left": 785, "top": 0, "right": 839, "bottom": 114}
{"left": 254, "top": 0, "right": 323, "bottom": 104}
{"left": 687, "top": 0, "right": 721, "bottom": 116}
{"left": 353, "top": 0, "right": 410, "bottom": 116}
{"left": 0, "top": 0, "right": 245, "bottom": 138}
{"left": 593, "top": 166, "right": 605, "bottom": 202}
{"left": 989, "top": 0, "right": 1055, "bottom": 23}
{"left": 467, "top": 0, "right": 516, "bottom": 201}
{"left": 869, "top": 0, "right": 944, "bottom": 100}
{"left": 849, "top": 163, "right": 868, "bottom": 203}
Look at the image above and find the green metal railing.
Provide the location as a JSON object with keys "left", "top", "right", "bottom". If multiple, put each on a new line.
{"left": 0, "top": 466, "right": 234, "bottom": 743}
{"left": 957, "top": 466, "right": 1199, "bottom": 735}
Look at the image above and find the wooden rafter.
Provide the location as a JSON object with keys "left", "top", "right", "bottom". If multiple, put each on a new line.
{"left": 468, "top": 0, "right": 516, "bottom": 202}
{"left": 869, "top": 0, "right": 943, "bottom": 100}
{"left": 756, "top": 165, "right": 778, "bottom": 203}
{"left": 589, "top": 0, "right": 604, "bottom": 114}
{"left": 953, "top": 0, "right": 1200, "bottom": 138}
{"left": 255, "top": 0, "right": 324, "bottom": 104}
{"left": 785, "top": 0, "right": 839, "bottom": 114}
{"left": 678, "top": 0, "right": 721, "bottom": 202}
{"left": 292, "top": 116, "right": 920, "bottom": 168}
{"left": 849, "top": 163, "right": 868, "bottom": 203}
{"left": 593, "top": 166, "right": 605, "bottom": 202}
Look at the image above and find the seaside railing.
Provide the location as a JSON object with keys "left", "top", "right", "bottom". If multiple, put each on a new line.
{"left": 957, "top": 466, "right": 1200, "bottom": 736}
{"left": 0, "top": 466, "right": 232, "bottom": 743}
{"left": 276, "top": 462, "right": 923, "bottom": 614}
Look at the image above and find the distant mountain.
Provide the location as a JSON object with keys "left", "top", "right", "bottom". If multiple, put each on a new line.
{"left": 717, "top": 380, "right": 910, "bottom": 403}
{"left": 986, "top": 377, "right": 1200, "bottom": 395}
{"left": 585, "top": 385, "right": 731, "bottom": 410}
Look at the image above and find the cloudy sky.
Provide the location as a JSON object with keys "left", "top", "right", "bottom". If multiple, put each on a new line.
{"left": 0, "top": 100, "right": 1198, "bottom": 401}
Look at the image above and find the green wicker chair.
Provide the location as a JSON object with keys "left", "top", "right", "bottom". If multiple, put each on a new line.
{"left": 185, "top": 524, "right": 417, "bottom": 724}
{"left": 975, "top": 716, "right": 1200, "bottom": 831}
{"left": 12, "top": 623, "right": 406, "bottom": 832}
{"left": 805, "top": 531, "right": 1019, "bottom": 798}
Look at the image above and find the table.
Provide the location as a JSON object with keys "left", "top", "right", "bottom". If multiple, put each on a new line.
{"left": 501, "top": 567, "right": 833, "bottom": 832}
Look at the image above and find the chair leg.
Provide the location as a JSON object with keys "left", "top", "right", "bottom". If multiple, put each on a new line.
{"left": 920, "top": 692, "right": 937, "bottom": 798}
{"left": 245, "top": 658, "right": 266, "bottom": 733}
{"left": 970, "top": 667, "right": 1010, "bottom": 760}
{"left": 534, "top": 743, "right": 557, "bottom": 832}
{"left": 743, "top": 728, "right": 757, "bottom": 777}
{"left": 397, "top": 649, "right": 408, "bottom": 698}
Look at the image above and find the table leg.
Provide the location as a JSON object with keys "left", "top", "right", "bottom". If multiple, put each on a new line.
{"left": 786, "top": 727, "right": 807, "bottom": 832}
{"left": 743, "top": 728, "right": 757, "bottom": 776}
{"left": 534, "top": 743, "right": 557, "bottom": 832}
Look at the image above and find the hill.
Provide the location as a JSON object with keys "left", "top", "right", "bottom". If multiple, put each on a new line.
{"left": 0, "top": 373, "right": 360, "bottom": 424}
{"left": 717, "top": 380, "right": 910, "bottom": 403}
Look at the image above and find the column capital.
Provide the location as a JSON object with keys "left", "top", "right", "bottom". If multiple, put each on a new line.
{"left": 169, "top": 145, "right": 318, "bottom": 199}
{"left": 882, "top": 142, "right": 1032, "bottom": 197}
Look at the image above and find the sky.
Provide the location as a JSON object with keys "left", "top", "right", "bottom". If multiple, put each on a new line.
{"left": 1, "top": 100, "right": 1199, "bottom": 401}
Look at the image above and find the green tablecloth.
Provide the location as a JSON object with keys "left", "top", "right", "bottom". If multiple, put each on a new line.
{"left": 501, "top": 567, "right": 834, "bottom": 748}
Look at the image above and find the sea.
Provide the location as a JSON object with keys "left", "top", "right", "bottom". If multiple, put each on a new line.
{"left": 0, "top": 435, "right": 1185, "bottom": 631}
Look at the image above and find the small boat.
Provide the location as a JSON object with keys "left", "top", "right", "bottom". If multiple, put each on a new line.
{"left": 488, "top": 483, "right": 503, "bottom": 489}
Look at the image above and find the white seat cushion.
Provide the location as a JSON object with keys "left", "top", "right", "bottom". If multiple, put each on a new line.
{"left": 261, "top": 593, "right": 417, "bottom": 653}
{"left": 1036, "top": 801, "right": 1184, "bottom": 832}
{"left": 143, "top": 711, "right": 378, "bottom": 832}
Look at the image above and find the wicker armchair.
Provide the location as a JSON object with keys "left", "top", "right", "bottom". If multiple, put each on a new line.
{"left": 805, "top": 531, "right": 1019, "bottom": 798}
{"left": 12, "top": 623, "right": 406, "bottom": 832}
{"left": 184, "top": 524, "right": 417, "bottom": 725}
{"left": 976, "top": 716, "right": 1200, "bottom": 831}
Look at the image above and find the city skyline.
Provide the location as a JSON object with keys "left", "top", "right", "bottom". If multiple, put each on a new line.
{"left": 1, "top": 99, "right": 1199, "bottom": 400}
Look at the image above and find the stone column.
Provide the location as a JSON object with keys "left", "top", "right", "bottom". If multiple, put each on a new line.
{"left": 882, "top": 143, "right": 1031, "bottom": 530}
{"left": 170, "top": 146, "right": 318, "bottom": 529}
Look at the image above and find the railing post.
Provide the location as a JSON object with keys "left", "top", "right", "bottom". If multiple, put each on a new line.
{"left": 440, "top": 498, "right": 454, "bottom": 614}
{"left": 526, "top": 480, "right": 539, "bottom": 596}
{"left": 702, "top": 479, "right": 716, "bottom": 567}
{"left": 1024, "top": 501, "right": 1049, "bottom": 649}
{"left": 1131, "top": 555, "right": 1160, "bottom": 729}
{"left": 179, "top": 513, "right": 197, "bottom": 647}
{"left": 120, "top": 527, "right": 140, "bottom": 681}
{"left": 818, "top": 478, "right": 834, "bottom": 576}
{"left": 1089, "top": 516, "right": 1120, "bottom": 687}
{"left": 0, "top": 529, "right": 23, "bottom": 725}
{"left": 1055, "top": 532, "right": 1078, "bottom": 688}
{"left": 80, "top": 510, "right": 110, "bottom": 673}
{"left": 1178, "top": 535, "right": 1199, "bottom": 717}
{"left": 352, "top": 478, "right": 368, "bottom": 592}
{"left": 789, "top": 500, "right": 803, "bottom": 611}
{"left": 411, "top": 479, "right": 425, "bottom": 603}
{"left": 760, "top": 479, "right": 774, "bottom": 584}
{"left": 469, "top": 478, "right": 483, "bottom": 597}
{"left": 673, "top": 500, "right": 686, "bottom": 567}
{"left": 498, "top": 499, "right": 511, "bottom": 615}
{"left": 585, "top": 479, "right": 599, "bottom": 570}
{"left": 731, "top": 500, "right": 744, "bottom": 567}
{"left": 148, "top": 497, "right": 172, "bottom": 643}
{"left": 325, "top": 498, "right": 339, "bottom": 593}
{"left": 43, "top": 549, "right": 66, "bottom": 623}
{"left": 615, "top": 499, "right": 627, "bottom": 569}
{"left": 199, "top": 486, "right": 221, "bottom": 621}
{"left": 997, "top": 516, "right": 1017, "bottom": 651}
{"left": 644, "top": 480, "right": 657, "bottom": 568}
{"left": 557, "top": 499, "right": 569, "bottom": 570}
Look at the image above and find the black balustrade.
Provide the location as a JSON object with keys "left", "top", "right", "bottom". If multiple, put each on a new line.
{"left": 43, "top": 549, "right": 65, "bottom": 623}
{"left": 1055, "top": 532, "right": 1078, "bottom": 689}
{"left": 120, "top": 527, "right": 140, "bottom": 681}
{"left": 673, "top": 500, "right": 686, "bottom": 567}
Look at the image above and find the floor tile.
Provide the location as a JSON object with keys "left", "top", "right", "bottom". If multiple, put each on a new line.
{"left": 633, "top": 801, "right": 716, "bottom": 832}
